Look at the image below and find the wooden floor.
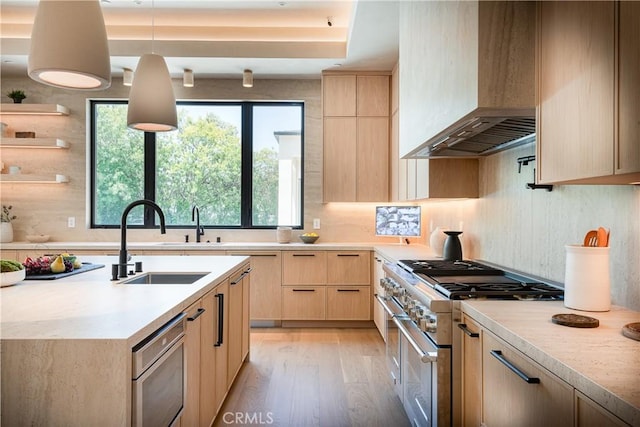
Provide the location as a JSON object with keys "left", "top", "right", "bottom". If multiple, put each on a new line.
{"left": 213, "top": 327, "right": 411, "bottom": 427}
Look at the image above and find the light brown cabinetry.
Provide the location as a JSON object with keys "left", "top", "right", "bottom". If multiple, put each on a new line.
{"left": 200, "top": 280, "right": 229, "bottom": 427}
{"left": 282, "top": 250, "right": 371, "bottom": 321}
{"left": 183, "top": 299, "right": 204, "bottom": 427}
{"left": 459, "top": 315, "right": 483, "bottom": 427}
{"left": 227, "top": 265, "right": 250, "bottom": 387}
{"left": 575, "top": 390, "right": 629, "bottom": 427}
{"left": 227, "top": 251, "right": 281, "bottom": 321}
{"left": 537, "top": 1, "right": 640, "bottom": 184}
{"left": 323, "top": 72, "right": 390, "bottom": 202}
{"left": 482, "top": 330, "right": 573, "bottom": 427}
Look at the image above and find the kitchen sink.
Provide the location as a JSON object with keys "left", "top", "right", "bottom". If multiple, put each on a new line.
{"left": 120, "top": 272, "right": 209, "bottom": 285}
{"left": 154, "top": 242, "right": 226, "bottom": 246}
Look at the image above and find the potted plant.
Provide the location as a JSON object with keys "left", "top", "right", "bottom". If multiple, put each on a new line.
{"left": 1, "top": 205, "right": 16, "bottom": 243}
{"left": 6, "top": 90, "right": 26, "bottom": 104}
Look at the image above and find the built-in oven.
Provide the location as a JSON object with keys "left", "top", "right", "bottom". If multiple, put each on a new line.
{"left": 132, "top": 313, "right": 187, "bottom": 427}
{"left": 376, "top": 275, "right": 452, "bottom": 427}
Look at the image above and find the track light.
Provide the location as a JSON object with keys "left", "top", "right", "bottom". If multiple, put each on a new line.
{"left": 123, "top": 68, "right": 133, "bottom": 86}
{"left": 243, "top": 69, "right": 253, "bottom": 88}
{"left": 28, "top": 0, "right": 111, "bottom": 90}
{"left": 183, "top": 69, "right": 194, "bottom": 87}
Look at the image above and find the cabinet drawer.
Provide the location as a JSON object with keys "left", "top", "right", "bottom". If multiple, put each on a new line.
{"left": 575, "top": 390, "right": 629, "bottom": 427}
{"left": 327, "top": 251, "right": 371, "bottom": 285}
{"left": 482, "top": 331, "right": 573, "bottom": 427}
{"left": 326, "top": 286, "right": 370, "bottom": 320}
{"left": 282, "top": 286, "right": 326, "bottom": 320}
{"left": 282, "top": 251, "right": 327, "bottom": 285}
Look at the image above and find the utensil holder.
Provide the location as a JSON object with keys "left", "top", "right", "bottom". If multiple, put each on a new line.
{"left": 564, "top": 245, "right": 610, "bottom": 312}
{"left": 277, "top": 227, "right": 292, "bottom": 243}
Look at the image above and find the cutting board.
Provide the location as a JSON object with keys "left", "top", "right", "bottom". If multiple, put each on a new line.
{"left": 24, "top": 263, "right": 105, "bottom": 280}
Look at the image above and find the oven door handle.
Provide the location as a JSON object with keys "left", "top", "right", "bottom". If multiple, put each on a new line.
{"left": 375, "top": 294, "right": 396, "bottom": 317}
{"left": 392, "top": 316, "right": 438, "bottom": 363}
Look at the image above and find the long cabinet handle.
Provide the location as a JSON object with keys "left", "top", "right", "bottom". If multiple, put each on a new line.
{"left": 292, "top": 254, "right": 315, "bottom": 257}
{"left": 214, "top": 293, "right": 224, "bottom": 347}
{"left": 337, "top": 254, "right": 359, "bottom": 257}
{"left": 248, "top": 254, "right": 277, "bottom": 257}
{"left": 490, "top": 350, "right": 540, "bottom": 384}
{"left": 458, "top": 323, "right": 480, "bottom": 338}
{"left": 337, "top": 289, "right": 360, "bottom": 292}
{"left": 231, "top": 267, "right": 253, "bottom": 285}
{"left": 292, "top": 289, "right": 315, "bottom": 292}
{"left": 187, "top": 308, "right": 205, "bottom": 322}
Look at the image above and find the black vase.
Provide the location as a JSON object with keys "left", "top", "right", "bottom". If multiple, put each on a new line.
{"left": 442, "top": 231, "right": 463, "bottom": 261}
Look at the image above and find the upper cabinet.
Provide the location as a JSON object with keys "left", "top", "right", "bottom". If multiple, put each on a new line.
{"left": 398, "top": 1, "right": 535, "bottom": 158}
{"left": 323, "top": 72, "right": 390, "bottom": 202}
{"left": 537, "top": 1, "right": 640, "bottom": 184}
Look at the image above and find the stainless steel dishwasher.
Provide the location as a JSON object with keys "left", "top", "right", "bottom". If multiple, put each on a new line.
{"left": 132, "top": 313, "right": 187, "bottom": 427}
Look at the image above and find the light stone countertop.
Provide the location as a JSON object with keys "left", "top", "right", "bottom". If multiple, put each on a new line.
{"left": 0, "top": 255, "right": 249, "bottom": 346}
{"left": 462, "top": 300, "right": 640, "bottom": 426}
{"left": 2, "top": 241, "right": 386, "bottom": 251}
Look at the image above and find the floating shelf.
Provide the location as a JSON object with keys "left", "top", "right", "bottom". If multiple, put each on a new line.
{"left": 0, "top": 174, "right": 69, "bottom": 184}
{"left": 0, "top": 138, "right": 69, "bottom": 149}
{"left": 0, "top": 104, "right": 69, "bottom": 116}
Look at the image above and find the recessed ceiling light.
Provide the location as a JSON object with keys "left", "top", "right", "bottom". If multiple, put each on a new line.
{"left": 279, "top": 2, "right": 287, "bottom": 6}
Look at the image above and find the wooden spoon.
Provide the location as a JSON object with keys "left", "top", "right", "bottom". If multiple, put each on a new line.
{"left": 583, "top": 230, "right": 598, "bottom": 247}
{"left": 596, "top": 227, "right": 608, "bottom": 247}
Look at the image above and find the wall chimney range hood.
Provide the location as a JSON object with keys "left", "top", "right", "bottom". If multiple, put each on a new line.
{"left": 409, "top": 108, "right": 536, "bottom": 158}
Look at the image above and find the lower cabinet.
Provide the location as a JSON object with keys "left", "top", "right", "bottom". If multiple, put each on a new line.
{"left": 227, "top": 265, "right": 251, "bottom": 387}
{"left": 460, "top": 315, "right": 482, "bottom": 427}
{"left": 282, "top": 286, "right": 326, "bottom": 320}
{"left": 326, "top": 286, "right": 371, "bottom": 320}
{"left": 183, "top": 299, "right": 204, "bottom": 427}
{"left": 482, "top": 330, "right": 573, "bottom": 427}
{"left": 575, "top": 391, "right": 628, "bottom": 427}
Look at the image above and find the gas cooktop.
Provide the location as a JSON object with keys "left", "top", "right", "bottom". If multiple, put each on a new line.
{"left": 398, "top": 259, "right": 502, "bottom": 275}
{"left": 397, "top": 259, "right": 564, "bottom": 300}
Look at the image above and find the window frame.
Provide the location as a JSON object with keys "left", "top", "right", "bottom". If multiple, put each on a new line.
{"left": 89, "top": 99, "right": 304, "bottom": 230}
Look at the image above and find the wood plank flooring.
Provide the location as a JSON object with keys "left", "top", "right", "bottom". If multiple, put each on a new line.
{"left": 213, "top": 327, "right": 410, "bottom": 427}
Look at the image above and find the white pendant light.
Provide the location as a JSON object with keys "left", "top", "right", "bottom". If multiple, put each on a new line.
{"left": 243, "top": 69, "right": 253, "bottom": 88}
{"left": 183, "top": 69, "right": 194, "bottom": 87}
{"left": 28, "top": 0, "right": 111, "bottom": 90}
{"left": 123, "top": 68, "right": 134, "bottom": 86}
{"left": 126, "top": 0, "right": 177, "bottom": 132}
{"left": 127, "top": 54, "right": 177, "bottom": 132}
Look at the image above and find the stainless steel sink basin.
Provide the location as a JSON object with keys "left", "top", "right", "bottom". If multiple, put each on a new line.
{"left": 120, "top": 272, "right": 208, "bottom": 285}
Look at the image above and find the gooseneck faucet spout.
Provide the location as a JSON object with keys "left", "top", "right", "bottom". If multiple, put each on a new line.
{"left": 192, "top": 205, "right": 205, "bottom": 243}
{"left": 119, "top": 199, "right": 166, "bottom": 278}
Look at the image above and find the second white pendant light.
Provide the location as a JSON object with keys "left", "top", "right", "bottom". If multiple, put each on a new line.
{"left": 126, "top": 0, "right": 177, "bottom": 132}
{"left": 127, "top": 54, "right": 177, "bottom": 132}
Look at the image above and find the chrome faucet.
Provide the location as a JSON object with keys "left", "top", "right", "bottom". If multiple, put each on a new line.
{"left": 119, "top": 199, "right": 166, "bottom": 278}
{"left": 192, "top": 205, "right": 205, "bottom": 243}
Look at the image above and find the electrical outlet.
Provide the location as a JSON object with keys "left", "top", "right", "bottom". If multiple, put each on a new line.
{"left": 67, "top": 217, "right": 75, "bottom": 228}
{"left": 313, "top": 218, "right": 320, "bottom": 229}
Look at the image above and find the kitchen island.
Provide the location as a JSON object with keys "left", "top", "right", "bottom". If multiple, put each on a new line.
{"left": 0, "top": 255, "right": 249, "bottom": 426}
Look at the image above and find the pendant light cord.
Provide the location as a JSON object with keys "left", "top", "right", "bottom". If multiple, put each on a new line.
{"left": 151, "top": 0, "right": 155, "bottom": 53}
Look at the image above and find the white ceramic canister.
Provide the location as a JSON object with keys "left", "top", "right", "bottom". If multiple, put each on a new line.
{"left": 277, "top": 226, "right": 292, "bottom": 244}
{"left": 564, "top": 244, "right": 611, "bottom": 312}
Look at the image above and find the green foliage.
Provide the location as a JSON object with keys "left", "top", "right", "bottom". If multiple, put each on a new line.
{"left": 94, "top": 104, "right": 281, "bottom": 227}
{"left": 6, "top": 89, "right": 26, "bottom": 101}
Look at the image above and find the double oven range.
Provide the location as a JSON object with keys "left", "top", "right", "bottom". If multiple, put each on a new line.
{"left": 376, "top": 259, "right": 563, "bottom": 427}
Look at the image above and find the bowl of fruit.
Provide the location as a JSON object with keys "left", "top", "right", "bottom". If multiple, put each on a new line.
{"left": 299, "top": 232, "right": 319, "bottom": 244}
{"left": 1, "top": 259, "right": 26, "bottom": 287}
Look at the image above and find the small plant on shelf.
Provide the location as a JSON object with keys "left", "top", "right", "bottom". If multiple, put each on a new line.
{"left": 6, "top": 90, "right": 26, "bottom": 104}
{"left": 1, "top": 205, "right": 16, "bottom": 223}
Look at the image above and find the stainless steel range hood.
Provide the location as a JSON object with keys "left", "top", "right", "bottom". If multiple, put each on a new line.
{"left": 406, "top": 108, "right": 536, "bottom": 158}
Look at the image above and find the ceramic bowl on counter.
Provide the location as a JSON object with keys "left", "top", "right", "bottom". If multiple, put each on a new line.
{"left": 299, "top": 234, "right": 319, "bottom": 244}
{"left": 1, "top": 268, "right": 26, "bottom": 287}
{"left": 26, "top": 234, "right": 50, "bottom": 243}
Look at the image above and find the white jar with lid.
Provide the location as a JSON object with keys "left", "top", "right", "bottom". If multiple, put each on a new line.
{"left": 277, "top": 226, "right": 292, "bottom": 243}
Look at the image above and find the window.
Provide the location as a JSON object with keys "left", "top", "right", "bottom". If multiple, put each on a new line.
{"left": 91, "top": 101, "right": 304, "bottom": 229}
